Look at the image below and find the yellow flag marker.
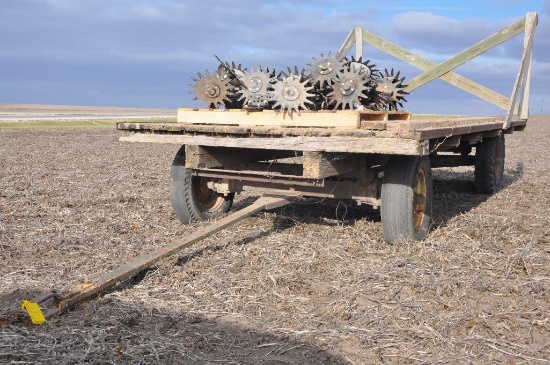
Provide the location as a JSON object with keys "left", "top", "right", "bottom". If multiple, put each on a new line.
{"left": 21, "top": 300, "right": 46, "bottom": 325}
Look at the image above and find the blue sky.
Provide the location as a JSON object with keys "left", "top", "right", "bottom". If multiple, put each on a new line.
{"left": 0, "top": 0, "right": 548, "bottom": 115}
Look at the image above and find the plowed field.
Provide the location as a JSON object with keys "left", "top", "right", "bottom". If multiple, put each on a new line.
{"left": 1, "top": 116, "right": 549, "bottom": 364}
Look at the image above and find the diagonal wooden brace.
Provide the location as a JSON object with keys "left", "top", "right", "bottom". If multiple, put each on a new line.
{"left": 404, "top": 18, "right": 526, "bottom": 92}
{"left": 337, "top": 13, "right": 537, "bottom": 117}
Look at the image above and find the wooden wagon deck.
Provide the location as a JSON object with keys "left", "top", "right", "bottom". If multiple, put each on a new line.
{"left": 117, "top": 108, "right": 527, "bottom": 156}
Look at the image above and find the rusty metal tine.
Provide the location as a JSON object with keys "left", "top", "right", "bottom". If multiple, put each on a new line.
{"left": 41, "top": 193, "right": 301, "bottom": 319}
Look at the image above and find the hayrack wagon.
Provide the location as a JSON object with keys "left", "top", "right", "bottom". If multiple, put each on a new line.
{"left": 118, "top": 13, "right": 537, "bottom": 244}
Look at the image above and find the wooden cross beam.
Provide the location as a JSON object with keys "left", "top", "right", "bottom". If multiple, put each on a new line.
{"left": 337, "top": 12, "right": 538, "bottom": 123}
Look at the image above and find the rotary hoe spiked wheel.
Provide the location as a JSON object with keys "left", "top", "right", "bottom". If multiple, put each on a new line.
{"left": 190, "top": 69, "right": 233, "bottom": 108}
{"left": 272, "top": 73, "right": 314, "bottom": 115}
{"left": 329, "top": 62, "right": 372, "bottom": 110}
{"left": 374, "top": 68, "right": 409, "bottom": 110}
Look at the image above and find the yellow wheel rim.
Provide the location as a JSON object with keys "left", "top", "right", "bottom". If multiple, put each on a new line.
{"left": 413, "top": 166, "right": 427, "bottom": 231}
{"left": 193, "top": 176, "right": 225, "bottom": 212}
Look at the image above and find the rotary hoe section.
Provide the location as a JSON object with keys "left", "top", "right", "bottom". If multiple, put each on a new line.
{"left": 190, "top": 53, "right": 409, "bottom": 114}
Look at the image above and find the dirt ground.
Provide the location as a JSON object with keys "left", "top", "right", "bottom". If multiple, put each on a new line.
{"left": 1, "top": 116, "right": 549, "bottom": 364}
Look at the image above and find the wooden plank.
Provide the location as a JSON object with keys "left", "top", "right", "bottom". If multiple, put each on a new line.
{"left": 176, "top": 108, "right": 410, "bottom": 129}
{"left": 38, "top": 194, "right": 301, "bottom": 320}
{"left": 416, "top": 122, "right": 503, "bottom": 140}
{"left": 336, "top": 28, "right": 357, "bottom": 60}
{"left": 118, "top": 121, "right": 378, "bottom": 138}
{"left": 404, "top": 17, "right": 526, "bottom": 92}
{"left": 386, "top": 116, "right": 502, "bottom": 132}
{"left": 519, "top": 12, "right": 537, "bottom": 120}
{"left": 185, "top": 145, "right": 248, "bottom": 169}
{"left": 387, "top": 113, "right": 411, "bottom": 121}
{"left": 186, "top": 145, "right": 216, "bottom": 168}
{"left": 177, "top": 108, "right": 361, "bottom": 128}
{"left": 355, "top": 26, "right": 363, "bottom": 60}
{"left": 360, "top": 29, "right": 511, "bottom": 110}
{"left": 464, "top": 132, "right": 483, "bottom": 144}
{"left": 120, "top": 133, "right": 428, "bottom": 156}
{"left": 506, "top": 12, "right": 537, "bottom": 126}
{"left": 437, "top": 135, "right": 461, "bottom": 149}
{"left": 303, "top": 152, "right": 359, "bottom": 179}
{"left": 360, "top": 120, "right": 387, "bottom": 130}
{"left": 482, "top": 130, "right": 501, "bottom": 137}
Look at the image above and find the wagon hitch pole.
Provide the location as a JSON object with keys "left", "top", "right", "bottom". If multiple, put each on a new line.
{"left": 23, "top": 193, "right": 302, "bottom": 323}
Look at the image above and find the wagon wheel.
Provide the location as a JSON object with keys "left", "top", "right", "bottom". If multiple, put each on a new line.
{"left": 170, "top": 145, "right": 234, "bottom": 223}
{"left": 381, "top": 155, "right": 433, "bottom": 243}
{"left": 474, "top": 134, "right": 505, "bottom": 194}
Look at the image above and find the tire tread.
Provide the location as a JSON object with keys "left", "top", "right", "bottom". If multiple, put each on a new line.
{"left": 474, "top": 135, "right": 505, "bottom": 194}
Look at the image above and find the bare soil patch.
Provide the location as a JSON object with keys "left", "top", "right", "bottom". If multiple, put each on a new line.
{"left": 1, "top": 117, "right": 549, "bottom": 364}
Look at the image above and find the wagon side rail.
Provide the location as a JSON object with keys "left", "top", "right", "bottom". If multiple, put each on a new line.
{"left": 336, "top": 12, "right": 538, "bottom": 128}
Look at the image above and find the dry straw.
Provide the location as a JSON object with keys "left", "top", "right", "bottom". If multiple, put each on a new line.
{"left": 1, "top": 117, "right": 549, "bottom": 363}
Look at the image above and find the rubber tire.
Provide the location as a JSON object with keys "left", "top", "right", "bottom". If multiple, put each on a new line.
{"left": 474, "top": 134, "right": 505, "bottom": 194}
{"left": 170, "top": 145, "right": 234, "bottom": 224}
{"left": 381, "top": 155, "right": 433, "bottom": 244}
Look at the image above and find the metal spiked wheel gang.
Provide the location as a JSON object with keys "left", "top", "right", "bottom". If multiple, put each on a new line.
{"left": 191, "top": 53, "right": 410, "bottom": 112}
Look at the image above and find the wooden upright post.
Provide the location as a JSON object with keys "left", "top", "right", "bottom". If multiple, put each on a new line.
{"left": 354, "top": 27, "right": 363, "bottom": 60}
{"left": 506, "top": 12, "right": 537, "bottom": 127}
{"left": 336, "top": 28, "right": 356, "bottom": 60}
{"left": 518, "top": 12, "right": 537, "bottom": 120}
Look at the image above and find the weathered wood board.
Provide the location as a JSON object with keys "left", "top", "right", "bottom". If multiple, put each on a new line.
{"left": 177, "top": 108, "right": 411, "bottom": 128}
{"left": 303, "top": 152, "right": 359, "bottom": 179}
{"left": 120, "top": 133, "right": 429, "bottom": 156}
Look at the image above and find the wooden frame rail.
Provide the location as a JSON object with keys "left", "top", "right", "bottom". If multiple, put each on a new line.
{"left": 336, "top": 12, "right": 538, "bottom": 128}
